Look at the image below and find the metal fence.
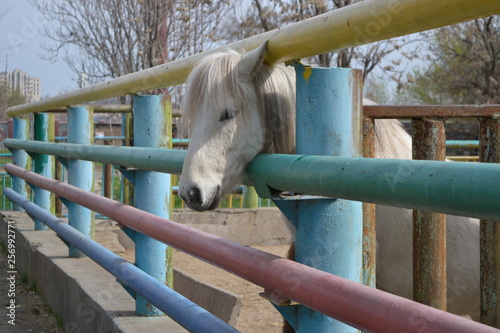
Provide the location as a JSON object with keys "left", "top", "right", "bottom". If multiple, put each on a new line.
{"left": 2, "top": 0, "right": 500, "bottom": 332}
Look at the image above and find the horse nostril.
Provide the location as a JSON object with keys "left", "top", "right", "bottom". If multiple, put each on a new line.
{"left": 187, "top": 186, "right": 202, "bottom": 205}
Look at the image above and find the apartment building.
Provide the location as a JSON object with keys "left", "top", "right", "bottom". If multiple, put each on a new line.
{"left": 1, "top": 69, "right": 41, "bottom": 102}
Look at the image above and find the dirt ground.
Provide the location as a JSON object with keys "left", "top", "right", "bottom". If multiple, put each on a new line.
{"left": 120, "top": 244, "right": 289, "bottom": 333}
{"left": 0, "top": 247, "right": 64, "bottom": 333}
{"left": 0, "top": 220, "right": 289, "bottom": 333}
{"left": 172, "top": 245, "right": 289, "bottom": 333}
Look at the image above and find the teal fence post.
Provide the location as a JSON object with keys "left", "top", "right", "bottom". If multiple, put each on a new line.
{"left": 133, "top": 94, "right": 172, "bottom": 316}
{"left": 67, "top": 106, "right": 94, "bottom": 257}
{"left": 276, "top": 65, "right": 363, "bottom": 332}
{"left": 33, "top": 113, "right": 53, "bottom": 230}
{"left": 12, "top": 116, "right": 30, "bottom": 211}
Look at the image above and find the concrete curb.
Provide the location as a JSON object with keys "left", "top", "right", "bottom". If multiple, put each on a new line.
{"left": 0, "top": 211, "right": 241, "bottom": 333}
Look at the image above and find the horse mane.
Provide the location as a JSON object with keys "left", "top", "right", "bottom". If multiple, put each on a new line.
{"left": 183, "top": 50, "right": 410, "bottom": 159}
{"left": 374, "top": 119, "right": 412, "bottom": 159}
{"left": 182, "top": 49, "right": 296, "bottom": 154}
{"left": 182, "top": 50, "right": 242, "bottom": 138}
{"left": 253, "top": 63, "right": 296, "bottom": 154}
{"left": 362, "top": 100, "right": 412, "bottom": 160}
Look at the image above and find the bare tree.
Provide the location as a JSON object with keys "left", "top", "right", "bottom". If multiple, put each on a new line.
{"left": 400, "top": 16, "right": 500, "bottom": 104}
{"left": 31, "top": 0, "right": 230, "bottom": 87}
{"left": 220, "top": 0, "right": 418, "bottom": 82}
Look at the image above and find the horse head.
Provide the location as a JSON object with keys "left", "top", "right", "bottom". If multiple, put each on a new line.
{"left": 179, "top": 41, "right": 295, "bottom": 211}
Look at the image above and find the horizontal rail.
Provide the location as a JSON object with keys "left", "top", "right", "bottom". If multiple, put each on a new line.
{"left": 246, "top": 154, "right": 500, "bottom": 221}
{"left": 364, "top": 105, "right": 500, "bottom": 118}
{"left": 43, "top": 105, "right": 183, "bottom": 117}
{"left": 4, "top": 139, "right": 185, "bottom": 174}
{"left": 446, "top": 140, "right": 480, "bottom": 149}
{"left": 2, "top": 188, "right": 239, "bottom": 333}
{"left": 7, "top": 0, "right": 500, "bottom": 116}
{"left": 6, "top": 139, "right": 500, "bottom": 220}
{"left": 43, "top": 105, "right": 132, "bottom": 113}
{"left": 5, "top": 163, "right": 496, "bottom": 333}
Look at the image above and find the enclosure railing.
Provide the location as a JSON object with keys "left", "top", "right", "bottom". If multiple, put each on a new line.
{"left": 3, "top": 0, "right": 500, "bottom": 331}
{"left": 4, "top": 163, "right": 498, "bottom": 333}
{"left": 363, "top": 104, "right": 500, "bottom": 324}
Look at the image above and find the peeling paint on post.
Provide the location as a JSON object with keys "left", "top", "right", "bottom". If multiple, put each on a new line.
{"left": 292, "top": 65, "right": 363, "bottom": 332}
{"left": 12, "top": 116, "right": 30, "bottom": 212}
{"left": 479, "top": 117, "right": 500, "bottom": 328}
{"left": 67, "top": 106, "right": 95, "bottom": 258}
{"left": 411, "top": 118, "right": 447, "bottom": 310}
{"left": 33, "top": 113, "right": 53, "bottom": 230}
{"left": 133, "top": 94, "right": 173, "bottom": 316}
{"left": 362, "top": 116, "right": 376, "bottom": 288}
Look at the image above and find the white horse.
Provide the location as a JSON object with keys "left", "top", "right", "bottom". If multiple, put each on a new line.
{"left": 178, "top": 41, "right": 480, "bottom": 321}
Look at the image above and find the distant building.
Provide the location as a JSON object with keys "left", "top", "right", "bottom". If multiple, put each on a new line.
{"left": 1, "top": 69, "right": 41, "bottom": 102}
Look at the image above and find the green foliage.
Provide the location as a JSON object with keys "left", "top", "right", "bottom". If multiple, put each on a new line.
{"left": 400, "top": 17, "right": 500, "bottom": 104}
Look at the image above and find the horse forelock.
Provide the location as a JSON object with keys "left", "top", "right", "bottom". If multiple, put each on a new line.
{"left": 183, "top": 50, "right": 296, "bottom": 156}
{"left": 182, "top": 50, "right": 243, "bottom": 137}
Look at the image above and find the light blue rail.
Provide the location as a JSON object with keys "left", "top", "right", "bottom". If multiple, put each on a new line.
{"left": 4, "top": 188, "right": 239, "bottom": 333}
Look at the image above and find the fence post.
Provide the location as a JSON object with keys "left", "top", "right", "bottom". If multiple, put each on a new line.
{"left": 242, "top": 186, "right": 259, "bottom": 208}
{"left": 411, "top": 118, "right": 447, "bottom": 310}
{"left": 133, "top": 94, "right": 173, "bottom": 316}
{"left": 122, "top": 112, "right": 133, "bottom": 205}
{"left": 479, "top": 117, "right": 500, "bottom": 328}
{"left": 362, "top": 116, "right": 376, "bottom": 288}
{"left": 12, "top": 116, "right": 30, "bottom": 211}
{"left": 67, "top": 106, "right": 95, "bottom": 257}
{"left": 33, "top": 113, "right": 54, "bottom": 230}
{"left": 281, "top": 65, "right": 363, "bottom": 332}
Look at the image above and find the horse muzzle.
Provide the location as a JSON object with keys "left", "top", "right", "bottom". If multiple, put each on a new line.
{"left": 179, "top": 184, "right": 221, "bottom": 211}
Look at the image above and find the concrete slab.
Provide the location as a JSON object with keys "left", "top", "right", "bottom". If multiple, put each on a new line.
{"left": 172, "top": 207, "right": 294, "bottom": 246}
{"left": 0, "top": 211, "right": 241, "bottom": 333}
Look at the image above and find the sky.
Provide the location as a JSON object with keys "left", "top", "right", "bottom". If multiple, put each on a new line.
{"left": 0, "top": 0, "right": 422, "bottom": 102}
{"left": 0, "top": 0, "right": 75, "bottom": 98}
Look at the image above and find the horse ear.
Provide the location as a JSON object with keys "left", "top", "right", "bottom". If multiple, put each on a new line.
{"left": 238, "top": 41, "right": 269, "bottom": 82}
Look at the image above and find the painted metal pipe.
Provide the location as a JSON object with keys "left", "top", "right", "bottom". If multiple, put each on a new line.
{"left": 446, "top": 140, "right": 480, "bottom": 149}
{"left": 412, "top": 118, "right": 447, "bottom": 310}
{"left": 132, "top": 95, "right": 172, "bottom": 316}
{"left": 33, "top": 113, "right": 53, "bottom": 230}
{"left": 246, "top": 153, "right": 500, "bottom": 221}
{"left": 292, "top": 65, "right": 362, "bottom": 332}
{"left": 3, "top": 188, "right": 239, "bottom": 333}
{"left": 4, "top": 138, "right": 500, "bottom": 221}
{"left": 7, "top": 0, "right": 500, "bottom": 116}
{"left": 3, "top": 139, "right": 185, "bottom": 174}
{"left": 364, "top": 105, "right": 500, "bottom": 119}
{"left": 11, "top": 116, "right": 30, "bottom": 212}
{"left": 4, "top": 163, "right": 497, "bottom": 333}
{"left": 479, "top": 117, "right": 500, "bottom": 328}
{"left": 66, "top": 106, "right": 95, "bottom": 257}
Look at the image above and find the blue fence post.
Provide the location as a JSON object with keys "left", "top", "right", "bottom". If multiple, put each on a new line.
{"left": 12, "top": 116, "right": 30, "bottom": 211}
{"left": 292, "top": 65, "right": 363, "bottom": 332}
{"left": 67, "top": 106, "right": 95, "bottom": 257}
{"left": 133, "top": 94, "right": 172, "bottom": 316}
{"left": 33, "top": 113, "right": 54, "bottom": 230}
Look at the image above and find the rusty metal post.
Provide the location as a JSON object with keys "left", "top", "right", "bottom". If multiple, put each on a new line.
{"left": 103, "top": 141, "right": 113, "bottom": 199}
{"left": 411, "top": 117, "right": 447, "bottom": 310}
{"left": 479, "top": 117, "right": 500, "bottom": 328}
{"left": 54, "top": 159, "right": 63, "bottom": 216}
{"left": 362, "top": 116, "right": 376, "bottom": 288}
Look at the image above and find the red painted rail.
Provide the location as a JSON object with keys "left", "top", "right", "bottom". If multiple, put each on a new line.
{"left": 5, "top": 163, "right": 498, "bottom": 333}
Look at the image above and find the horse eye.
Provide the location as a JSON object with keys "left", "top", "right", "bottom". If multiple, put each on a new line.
{"left": 219, "top": 109, "right": 238, "bottom": 122}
